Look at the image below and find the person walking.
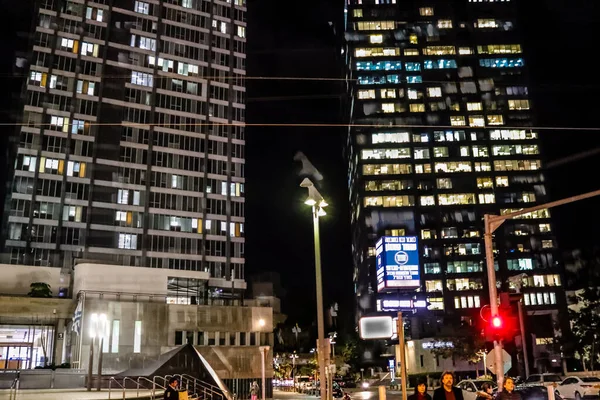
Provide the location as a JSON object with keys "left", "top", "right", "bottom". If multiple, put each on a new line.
{"left": 433, "top": 372, "right": 464, "bottom": 400}
{"left": 164, "top": 377, "right": 180, "bottom": 400}
{"left": 408, "top": 378, "right": 432, "bottom": 400}
{"left": 250, "top": 381, "right": 259, "bottom": 400}
{"left": 475, "top": 382, "right": 494, "bottom": 400}
{"left": 496, "top": 378, "right": 522, "bottom": 400}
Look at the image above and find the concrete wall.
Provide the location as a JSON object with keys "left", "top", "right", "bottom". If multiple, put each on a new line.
{"left": 403, "top": 339, "right": 478, "bottom": 375}
{"left": 76, "top": 297, "right": 273, "bottom": 379}
{"left": 0, "top": 264, "right": 67, "bottom": 297}
{"left": 73, "top": 263, "right": 211, "bottom": 295}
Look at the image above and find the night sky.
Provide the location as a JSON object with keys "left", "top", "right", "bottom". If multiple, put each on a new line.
{"left": 245, "top": 0, "right": 600, "bottom": 326}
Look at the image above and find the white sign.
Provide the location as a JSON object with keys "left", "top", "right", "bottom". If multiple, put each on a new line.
{"left": 359, "top": 316, "right": 394, "bottom": 340}
{"left": 486, "top": 349, "right": 512, "bottom": 375}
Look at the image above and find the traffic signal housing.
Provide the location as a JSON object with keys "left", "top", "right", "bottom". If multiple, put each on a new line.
{"left": 484, "top": 292, "right": 519, "bottom": 342}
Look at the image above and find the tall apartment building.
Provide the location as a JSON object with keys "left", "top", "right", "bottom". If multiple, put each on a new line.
{"left": 2, "top": 0, "right": 247, "bottom": 295}
{"left": 344, "top": 0, "right": 565, "bottom": 369}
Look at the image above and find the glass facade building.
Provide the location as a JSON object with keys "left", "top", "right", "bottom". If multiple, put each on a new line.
{"left": 344, "top": 0, "right": 565, "bottom": 340}
{"left": 2, "top": 0, "right": 247, "bottom": 287}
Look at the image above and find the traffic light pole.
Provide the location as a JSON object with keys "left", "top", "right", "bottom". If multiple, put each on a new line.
{"left": 484, "top": 214, "right": 505, "bottom": 391}
{"left": 397, "top": 312, "right": 408, "bottom": 400}
{"left": 484, "top": 188, "right": 600, "bottom": 388}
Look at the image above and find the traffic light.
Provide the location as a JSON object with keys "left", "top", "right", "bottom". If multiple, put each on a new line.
{"left": 483, "top": 292, "right": 519, "bottom": 342}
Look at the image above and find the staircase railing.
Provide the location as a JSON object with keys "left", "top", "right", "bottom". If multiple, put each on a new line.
{"left": 180, "top": 373, "right": 232, "bottom": 400}
{"left": 8, "top": 376, "right": 19, "bottom": 400}
{"left": 108, "top": 376, "right": 126, "bottom": 400}
{"left": 139, "top": 376, "right": 164, "bottom": 400}
{"left": 172, "top": 374, "right": 227, "bottom": 400}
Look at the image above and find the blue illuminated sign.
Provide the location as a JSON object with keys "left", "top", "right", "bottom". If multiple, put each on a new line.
{"left": 376, "top": 236, "right": 420, "bottom": 292}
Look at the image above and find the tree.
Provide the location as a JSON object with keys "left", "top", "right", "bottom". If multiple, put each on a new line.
{"left": 28, "top": 282, "right": 52, "bottom": 298}
{"left": 428, "top": 323, "right": 487, "bottom": 365}
{"left": 567, "top": 287, "right": 600, "bottom": 370}
{"left": 340, "top": 336, "right": 361, "bottom": 371}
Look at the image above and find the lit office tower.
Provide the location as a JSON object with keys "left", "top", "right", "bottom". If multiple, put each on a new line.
{"left": 345, "top": 1, "right": 565, "bottom": 340}
{"left": 2, "top": 0, "right": 247, "bottom": 282}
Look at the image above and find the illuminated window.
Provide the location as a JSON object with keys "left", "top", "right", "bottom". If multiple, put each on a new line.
{"left": 410, "top": 34, "right": 418, "bottom": 44}
{"left": 487, "top": 115, "right": 505, "bottom": 125}
{"left": 474, "top": 162, "right": 491, "bottom": 172}
{"left": 414, "top": 148, "right": 430, "bottom": 159}
{"left": 478, "top": 193, "right": 496, "bottom": 204}
{"left": 438, "top": 193, "right": 476, "bottom": 206}
{"left": 353, "top": 9, "right": 363, "bottom": 17}
{"left": 361, "top": 148, "right": 410, "bottom": 160}
{"left": 454, "top": 296, "right": 481, "bottom": 309}
{"left": 450, "top": 116, "right": 465, "bottom": 126}
{"left": 477, "top": 177, "right": 493, "bottom": 189}
{"left": 508, "top": 100, "right": 530, "bottom": 110}
{"left": 382, "top": 103, "right": 395, "bottom": 113}
{"left": 469, "top": 116, "right": 485, "bottom": 127}
{"left": 357, "top": 89, "right": 376, "bottom": 99}
{"left": 369, "top": 34, "right": 383, "bottom": 44}
{"left": 381, "top": 89, "right": 396, "bottom": 98}
{"left": 415, "top": 164, "right": 432, "bottom": 174}
{"left": 355, "top": 47, "right": 400, "bottom": 57}
{"left": 420, "top": 196, "right": 435, "bottom": 206}
{"left": 437, "top": 20, "right": 452, "bottom": 29}
{"left": 472, "top": 145, "right": 488, "bottom": 157}
{"left": 458, "top": 47, "right": 473, "bottom": 55}
{"left": 372, "top": 132, "right": 410, "bottom": 143}
{"left": 421, "top": 229, "right": 437, "bottom": 240}
{"left": 477, "top": 19, "right": 498, "bottom": 28}
{"left": 467, "top": 102, "right": 482, "bottom": 111}
{"left": 363, "top": 164, "right": 413, "bottom": 175}
{"left": 419, "top": 7, "right": 434, "bottom": 16}
{"left": 478, "top": 44, "right": 522, "bottom": 54}
{"left": 434, "top": 162, "right": 472, "bottom": 173}
{"left": 404, "top": 48, "right": 419, "bottom": 56}
{"left": 427, "top": 87, "right": 442, "bottom": 97}
{"left": 437, "top": 178, "right": 452, "bottom": 189}
{"left": 410, "top": 104, "right": 425, "bottom": 112}
{"left": 433, "top": 147, "right": 448, "bottom": 158}
{"left": 424, "top": 46, "right": 456, "bottom": 56}
{"left": 490, "top": 129, "right": 537, "bottom": 140}
{"left": 355, "top": 21, "right": 396, "bottom": 30}
{"left": 495, "top": 176, "right": 508, "bottom": 187}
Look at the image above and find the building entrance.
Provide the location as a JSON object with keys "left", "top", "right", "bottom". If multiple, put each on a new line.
{"left": 0, "top": 325, "right": 55, "bottom": 369}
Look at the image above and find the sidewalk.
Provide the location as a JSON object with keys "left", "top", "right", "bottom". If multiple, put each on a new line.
{"left": 0, "top": 388, "right": 158, "bottom": 400}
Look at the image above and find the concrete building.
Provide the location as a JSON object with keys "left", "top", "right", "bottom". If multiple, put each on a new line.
{"left": 343, "top": 0, "right": 567, "bottom": 373}
{"left": 0, "top": 263, "right": 273, "bottom": 393}
{"left": 1, "top": 0, "right": 247, "bottom": 299}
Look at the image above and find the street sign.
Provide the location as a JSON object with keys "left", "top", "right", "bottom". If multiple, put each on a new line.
{"left": 359, "top": 316, "right": 394, "bottom": 339}
{"left": 486, "top": 349, "right": 512, "bottom": 375}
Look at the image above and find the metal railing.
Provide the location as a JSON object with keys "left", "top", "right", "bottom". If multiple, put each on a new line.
{"left": 180, "top": 373, "right": 231, "bottom": 400}
{"left": 139, "top": 376, "right": 164, "bottom": 400}
{"left": 8, "top": 376, "right": 19, "bottom": 400}
{"left": 173, "top": 374, "right": 227, "bottom": 400}
{"left": 108, "top": 376, "right": 126, "bottom": 400}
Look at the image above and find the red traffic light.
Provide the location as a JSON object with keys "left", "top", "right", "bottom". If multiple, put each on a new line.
{"left": 492, "top": 316, "right": 502, "bottom": 328}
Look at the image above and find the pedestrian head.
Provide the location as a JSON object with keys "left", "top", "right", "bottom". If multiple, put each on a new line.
{"left": 169, "top": 377, "right": 179, "bottom": 387}
{"left": 481, "top": 383, "right": 493, "bottom": 394}
{"left": 414, "top": 377, "right": 428, "bottom": 395}
{"left": 503, "top": 377, "right": 515, "bottom": 393}
{"left": 440, "top": 372, "right": 454, "bottom": 389}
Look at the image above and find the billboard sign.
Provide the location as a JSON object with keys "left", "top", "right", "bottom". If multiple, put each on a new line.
{"left": 376, "top": 236, "right": 420, "bottom": 292}
{"left": 359, "top": 316, "right": 394, "bottom": 340}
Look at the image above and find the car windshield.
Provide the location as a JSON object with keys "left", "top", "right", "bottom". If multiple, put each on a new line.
{"left": 544, "top": 376, "right": 562, "bottom": 382}
{"left": 474, "top": 381, "right": 497, "bottom": 390}
{"left": 582, "top": 378, "right": 600, "bottom": 383}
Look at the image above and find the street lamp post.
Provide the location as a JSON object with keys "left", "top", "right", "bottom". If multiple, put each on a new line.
{"left": 300, "top": 177, "right": 328, "bottom": 400}
{"left": 97, "top": 314, "right": 107, "bottom": 391}
{"left": 259, "top": 346, "right": 270, "bottom": 400}
{"left": 87, "top": 312, "right": 107, "bottom": 391}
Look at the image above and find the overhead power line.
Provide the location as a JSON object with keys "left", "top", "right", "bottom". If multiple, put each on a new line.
{"left": 1, "top": 121, "right": 600, "bottom": 131}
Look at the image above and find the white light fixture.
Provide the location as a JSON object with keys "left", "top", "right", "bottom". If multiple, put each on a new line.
{"left": 258, "top": 319, "right": 266, "bottom": 327}
{"left": 304, "top": 198, "right": 317, "bottom": 206}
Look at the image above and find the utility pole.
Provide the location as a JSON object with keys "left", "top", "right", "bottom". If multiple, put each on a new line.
{"left": 484, "top": 188, "right": 600, "bottom": 388}
{"left": 396, "top": 312, "right": 408, "bottom": 400}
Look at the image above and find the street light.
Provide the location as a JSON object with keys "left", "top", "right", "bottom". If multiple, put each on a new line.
{"left": 259, "top": 346, "right": 270, "bottom": 400}
{"left": 87, "top": 312, "right": 107, "bottom": 391}
{"left": 300, "top": 177, "right": 328, "bottom": 400}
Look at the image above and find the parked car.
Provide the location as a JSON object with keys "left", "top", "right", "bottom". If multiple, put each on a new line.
{"left": 524, "top": 374, "right": 564, "bottom": 388}
{"left": 456, "top": 379, "right": 497, "bottom": 400}
{"left": 556, "top": 376, "right": 600, "bottom": 400}
{"left": 517, "top": 385, "right": 566, "bottom": 400}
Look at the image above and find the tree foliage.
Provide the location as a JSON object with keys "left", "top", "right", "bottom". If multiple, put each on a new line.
{"left": 28, "top": 282, "right": 52, "bottom": 298}
{"left": 567, "top": 287, "right": 600, "bottom": 369}
{"left": 428, "top": 323, "right": 486, "bottom": 364}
